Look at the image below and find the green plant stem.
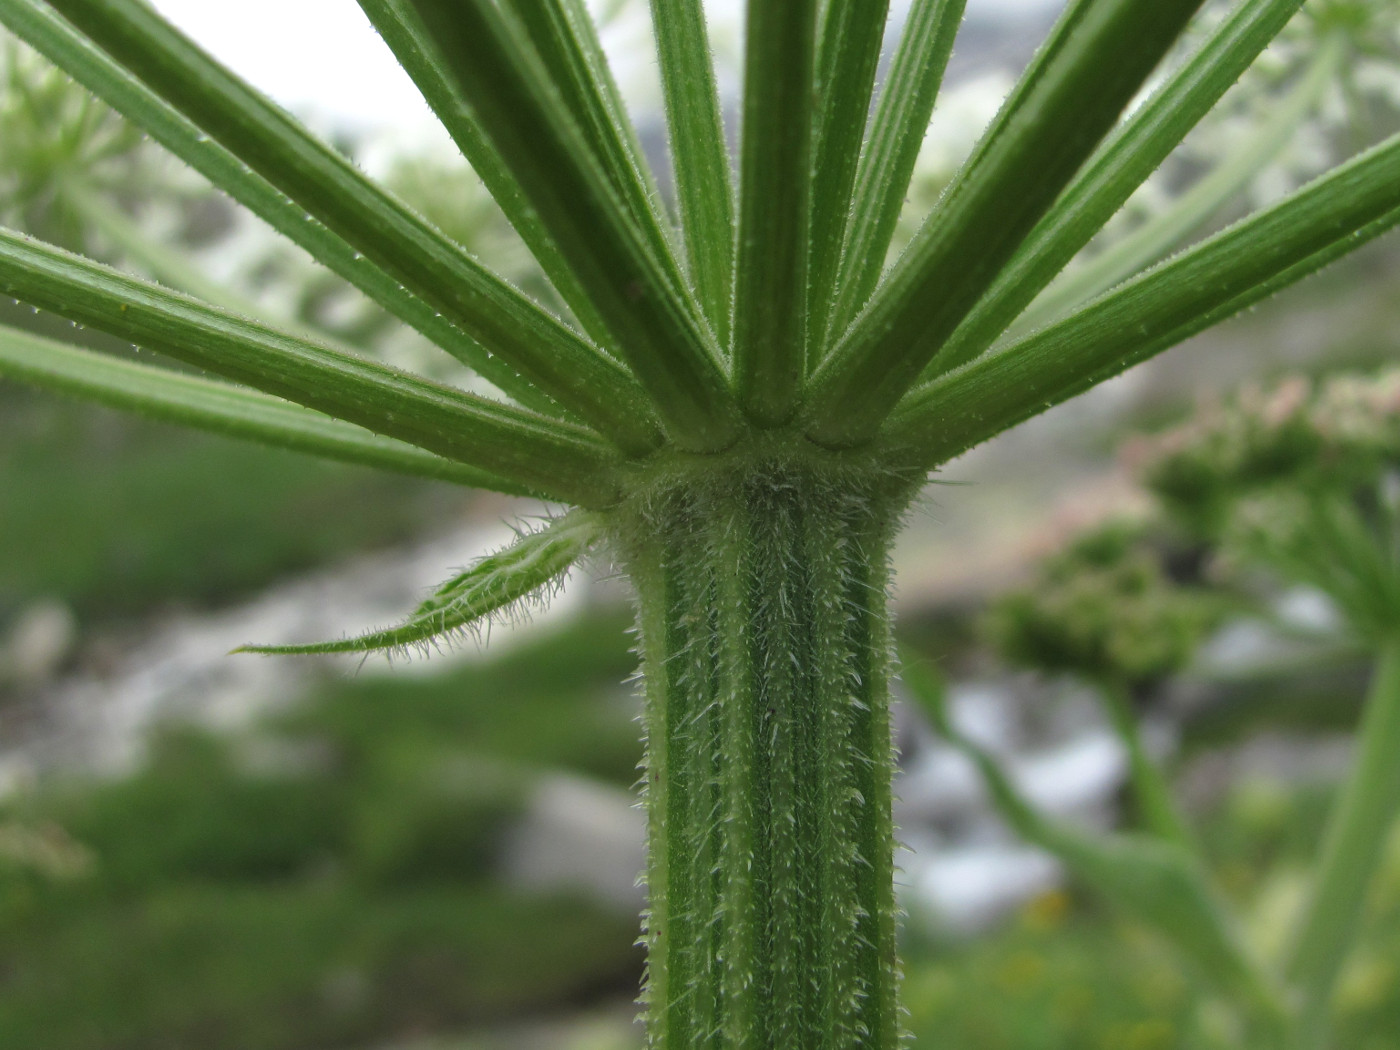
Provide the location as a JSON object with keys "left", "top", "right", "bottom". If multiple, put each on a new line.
{"left": 826, "top": 0, "right": 965, "bottom": 341}
{"left": 732, "top": 0, "right": 820, "bottom": 425}
{"left": 620, "top": 456, "right": 914, "bottom": 1049}
{"left": 1285, "top": 637, "right": 1400, "bottom": 1048}
{"left": 805, "top": 0, "right": 1206, "bottom": 448}
{"left": 1010, "top": 29, "right": 1345, "bottom": 342}
{"left": 0, "top": 324, "right": 525, "bottom": 492}
{"left": 1098, "top": 676, "right": 1197, "bottom": 851}
{"left": 926, "top": 0, "right": 1307, "bottom": 378}
{"left": 805, "top": 0, "right": 891, "bottom": 359}
{"left": 648, "top": 0, "right": 734, "bottom": 348}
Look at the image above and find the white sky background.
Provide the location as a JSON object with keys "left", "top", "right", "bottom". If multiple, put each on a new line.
{"left": 148, "top": 0, "right": 1065, "bottom": 137}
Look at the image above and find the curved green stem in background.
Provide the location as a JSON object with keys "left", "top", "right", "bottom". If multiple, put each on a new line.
{"left": 1098, "top": 676, "right": 1198, "bottom": 851}
{"left": 1285, "top": 638, "right": 1400, "bottom": 1049}
{"left": 620, "top": 461, "right": 913, "bottom": 1049}
{"left": 904, "top": 660, "right": 1290, "bottom": 1038}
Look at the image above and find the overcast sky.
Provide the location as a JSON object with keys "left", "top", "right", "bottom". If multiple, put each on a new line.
{"left": 148, "top": 0, "right": 1064, "bottom": 130}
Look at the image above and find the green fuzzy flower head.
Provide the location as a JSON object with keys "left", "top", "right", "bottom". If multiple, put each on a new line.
{"left": 986, "top": 520, "right": 1227, "bottom": 687}
{"left": 1129, "top": 370, "right": 1400, "bottom": 639}
{"left": 1127, "top": 371, "right": 1400, "bottom": 533}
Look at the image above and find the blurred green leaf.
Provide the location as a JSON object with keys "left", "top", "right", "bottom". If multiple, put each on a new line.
{"left": 904, "top": 659, "right": 1285, "bottom": 1025}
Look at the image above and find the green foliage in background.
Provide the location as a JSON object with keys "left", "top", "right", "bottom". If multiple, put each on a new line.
{"left": 986, "top": 521, "right": 1228, "bottom": 687}
{"left": 0, "top": 613, "right": 641, "bottom": 1050}
{"left": 6, "top": 604, "right": 1400, "bottom": 1050}
{"left": 901, "top": 787, "right": 1400, "bottom": 1050}
{"left": 0, "top": 0, "right": 1399, "bottom": 1045}
{"left": 916, "top": 369, "right": 1400, "bottom": 1048}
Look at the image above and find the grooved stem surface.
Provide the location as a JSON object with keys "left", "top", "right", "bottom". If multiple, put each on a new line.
{"left": 622, "top": 466, "right": 905, "bottom": 1049}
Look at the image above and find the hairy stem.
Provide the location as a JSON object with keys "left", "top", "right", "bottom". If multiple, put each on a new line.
{"left": 1009, "top": 29, "right": 1345, "bottom": 342}
{"left": 618, "top": 458, "right": 913, "bottom": 1049}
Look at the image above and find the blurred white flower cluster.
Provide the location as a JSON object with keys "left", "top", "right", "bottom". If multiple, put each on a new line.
{"left": 1182, "top": 0, "right": 1400, "bottom": 208}
{"left": 0, "top": 38, "right": 193, "bottom": 254}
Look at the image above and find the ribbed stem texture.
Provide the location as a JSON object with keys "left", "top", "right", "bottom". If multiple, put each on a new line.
{"left": 619, "top": 460, "right": 910, "bottom": 1050}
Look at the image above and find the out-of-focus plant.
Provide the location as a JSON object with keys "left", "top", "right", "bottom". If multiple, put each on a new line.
{"left": 0, "top": 36, "right": 259, "bottom": 313}
{"left": 1132, "top": 370, "right": 1400, "bottom": 1047}
{"left": 985, "top": 520, "right": 1228, "bottom": 848}
{"left": 914, "top": 370, "right": 1400, "bottom": 1048}
{"left": 0, "top": 35, "right": 144, "bottom": 250}
{"left": 987, "top": 520, "right": 1224, "bottom": 688}
{"left": 0, "top": 0, "right": 1398, "bottom": 1046}
{"left": 907, "top": 521, "right": 1287, "bottom": 1044}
